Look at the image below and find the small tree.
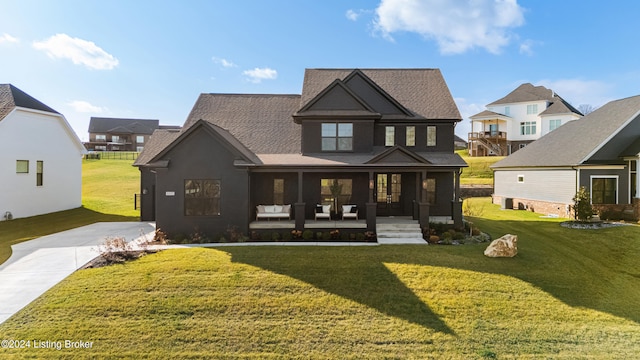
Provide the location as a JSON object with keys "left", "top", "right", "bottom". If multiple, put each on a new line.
{"left": 329, "top": 179, "right": 343, "bottom": 212}
{"left": 572, "top": 186, "right": 593, "bottom": 222}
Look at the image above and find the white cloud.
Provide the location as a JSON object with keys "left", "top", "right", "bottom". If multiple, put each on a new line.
{"left": 537, "top": 78, "right": 614, "bottom": 108}
{"left": 212, "top": 56, "right": 237, "bottom": 68}
{"left": 346, "top": 9, "right": 360, "bottom": 21}
{"left": 0, "top": 33, "right": 19, "bottom": 44}
{"left": 32, "top": 33, "right": 119, "bottom": 70}
{"left": 454, "top": 97, "right": 485, "bottom": 137}
{"left": 243, "top": 67, "right": 278, "bottom": 83}
{"left": 519, "top": 39, "right": 541, "bottom": 56}
{"left": 373, "top": 0, "right": 525, "bottom": 54}
{"left": 68, "top": 100, "right": 104, "bottom": 113}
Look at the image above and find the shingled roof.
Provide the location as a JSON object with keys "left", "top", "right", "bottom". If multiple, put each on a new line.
{"left": 89, "top": 117, "right": 160, "bottom": 135}
{"left": 183, "top": 94, "right": 302, "bottom": 154}
{"left": 492, "top": 95, "right": 640, "bottom": 168}
{"left": 488, "top": 83, "right": 555, "bottom": 105}
{"left": 0, "top": 84, "right": 59, "bottom": 121}
{"left": 133, "top": 129, "right": 182, "bottom": 166}
{"left": 300, "top": 69, "right": 461, "bottom": 120}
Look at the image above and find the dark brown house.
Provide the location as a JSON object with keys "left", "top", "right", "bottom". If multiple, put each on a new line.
{"left": 86, "top": 117, "right": 180, "bottom": 152}
{"left": 134, "top": 69, "right": 467, "bottom": 237}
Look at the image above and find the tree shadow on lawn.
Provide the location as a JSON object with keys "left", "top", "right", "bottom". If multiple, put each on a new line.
{"left": 224, "top": 218, "right": 640, "bottom": 329}
{"left": 226, "top": 247, "right": 455, "bottom": 335}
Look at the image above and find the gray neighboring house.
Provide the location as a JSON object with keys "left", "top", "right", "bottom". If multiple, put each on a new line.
{"left": 491, "top": 95, "right": 640, "bottom": 220}
{"left": 85, "top": 117, "right": 180, "bottom": 152}
{"left": 134, "top": 68, "right": 468, "bottom": 237}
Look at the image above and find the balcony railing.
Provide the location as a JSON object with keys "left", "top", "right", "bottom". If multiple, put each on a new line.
{"left": 468, "top": 131, "right": 507, "bottom": 141}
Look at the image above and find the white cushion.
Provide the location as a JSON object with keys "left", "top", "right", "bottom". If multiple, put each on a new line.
{"left": 322, "top": 205, "right": 331, "bottom": 213}
{"left": 265, "top": 205, "right": 275, "bottom": 213}
{"left": 342, "top": 205, "right": 352, "bottom": 213}
{"left": 282, "top": 204, "right": 291, "bottom": 213}
{"left": 256, "top": 205, "right": 266, "bottom": 213}
{"left": 273, "top": 205, "right": 283, "bottom": 213}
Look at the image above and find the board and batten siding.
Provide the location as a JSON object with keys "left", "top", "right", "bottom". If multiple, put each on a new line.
{"left": 494, "top": 169, "right": 577, "bottom": 204}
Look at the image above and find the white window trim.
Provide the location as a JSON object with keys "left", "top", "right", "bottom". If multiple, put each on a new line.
{"left": 590, "top": 175, "right": 619, "bottom": 204}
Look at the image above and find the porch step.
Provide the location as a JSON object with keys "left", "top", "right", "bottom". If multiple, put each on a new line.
{"left": 376, "top": 220, "right": 425, "bottom": 244}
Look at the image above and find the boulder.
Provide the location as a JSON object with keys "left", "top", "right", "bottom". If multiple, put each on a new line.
{"left": 484, "top": 234, "right": 518, "bottom": 257}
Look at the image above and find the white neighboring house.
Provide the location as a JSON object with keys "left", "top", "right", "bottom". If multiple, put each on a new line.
{"left": 0, "top": 84, "right": 86, "bottom": 220}
{"left": 468, "top": 83, "right": 583, "bottom": 156}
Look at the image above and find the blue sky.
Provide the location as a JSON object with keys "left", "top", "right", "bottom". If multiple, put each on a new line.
{"left": 2, "top": 0, "right": 639, "bottom": 141}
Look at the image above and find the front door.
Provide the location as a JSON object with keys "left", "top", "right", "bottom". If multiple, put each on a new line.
{"left": 376, "top": 173, "right": 402, "bottom": 216}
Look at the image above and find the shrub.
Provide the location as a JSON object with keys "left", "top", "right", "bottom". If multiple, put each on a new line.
{"left": 453, "top": 232, "right": 466, "bottom": 240}
{"left": 463, "top": 199, "right": 486, "bottom": 217}
{"left": 291, "top": 230, "right": 303, "bottom": 239}
{"left": 250, "top": 231, "right": 260, "bottom": 241}
{"left": 261, "top": 232, "right": 272, "bottom": 241}
{"left": 322, "top": 232, "right": 332, "bottom": 241}
{"left": 271, "top": 232, "right": 281, "bottom": 241}
{"left": 316, "top": 232, "right": 323, "bottom": 240}
{"left": 428, "top": 235, "right": 440, "bottom": 243}
{"left": 226, "top": 225, "right": 247, "bottom": 243}
{"left": 302, "top": 230, "right": 314, "bottom": 240}
{"left": 330, "top": 229, "right": 340, "bottom": 240}
{"left": 341, "top": 232, "right": 350, "bottom": 241}
{"left": 572, "top": 186, "right": 593, "bottom": 222}
{"left": 282, "top": 231, "right": 292, "bottom": 241}
{"left": 153, "top": 229, "right": 168, "bottom": 244}
{"left": 364, "top": 231, "right": 376, "bottom": 242}
{"left": 355, "top": 233, "right": 365, "bottom": 241}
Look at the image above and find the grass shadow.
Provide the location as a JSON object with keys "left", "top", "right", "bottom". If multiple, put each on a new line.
{"left": 225, "top": 247, "right": 455, "bottom": 334}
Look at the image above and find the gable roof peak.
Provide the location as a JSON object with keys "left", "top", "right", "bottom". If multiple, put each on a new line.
{"left": 488, "top": 83, "right": 556, "bottom": 106}
{"left": 0, "top": 84, "right": 60, "bottom": 121}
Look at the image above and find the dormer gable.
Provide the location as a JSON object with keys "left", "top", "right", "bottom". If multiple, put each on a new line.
{"left": 293, "top": 79, "right": 379, "bottom": 123}
{"left": 366, "top": 145, "right": 431, "bottom": 164}
{"left": 342, "top": 69, "right": 414, "bottom": 117}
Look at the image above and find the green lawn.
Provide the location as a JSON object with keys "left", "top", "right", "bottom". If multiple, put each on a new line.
{"left": 0, "top": 159, "right": 139, "bottom": 265}
{"left": 458, "top": 150, "right": 503, "bottom": 185}
{"left": 1, "top": 198, "right": 639, "bottom": 358}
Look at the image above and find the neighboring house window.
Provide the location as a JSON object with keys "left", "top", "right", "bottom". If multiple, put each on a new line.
{"left": 112, "top": 135, "right": 120, "bottom": 143}
{"left": 517, "top": 175, "right": 525, "bottom": 183}
{"left": 549, "top": 119, "right": 562, "bottom": 132}
{"left": 136, "top": 146, "right": 144, "bottom": 152}
{"left": 320, "top": 178, "right": 352, "bottom": 211}
{"left": 184, "top": 179, "right": 221, "bottom": 216}
{"left": 520, "top": 122, "right": 536, "bottom": 135}
{"left": 273, "top": 178, "right": 284, "bottom": 204}
{"left": 36, "top": 161, "right": 43, "bottom": 186}
{"left": 136, "top": 135, "right": 144, "bottom": 144}
{"left": 406, "top": 126, "right": 415, "bottom": 146}
{"left": 631, "top": 160, "right": 637, "bottom": 199}
{"left": 96, "top": 145, "right": 107, "bottom": 151}
{"left": 527, "top": 104, "right": 538, "bottom": 115}
{"left": 385, "top": 126, "right": 395, "bottom": 146}
{"left": 321, "top": 123, "right": 353, "bottom": 151}
{"left": 519, "top": 144, "right": 527, "bottom": 149}
{"left": 504, "top": 106, "right": 510, "bottom": 116}
{"left": 426, "top": 178, "right": 436, "bottom": 204}
{"left": 591, "top": 177, "right": 617, "bottom": 204}
{"left": 489, "top": 124, "right": 498, "bottom": 137}
{"left": 16, "top": 160, "right": 29, "bottom": 173}
{"left": 427, "top": 126, "right": 437, "bottom": 146}
{"left": 95, "top": 134, "right": 106, "bottom": 141}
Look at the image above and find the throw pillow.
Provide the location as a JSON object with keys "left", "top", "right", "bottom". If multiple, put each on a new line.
{"left": 350, "top": 205, "right": 358, "bottom": 213}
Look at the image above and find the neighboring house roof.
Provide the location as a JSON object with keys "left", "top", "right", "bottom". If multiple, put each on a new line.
{"left": 89, "top": 117, "right": 160, "bottom": 135}
{"left": 454, "top": 135, "right": 467, "bottom": 145}
{"left": 0, "top": 84, "right": 59, "bottom": 121}
{"left": 539, "top": 95, "right": 583, "bottom": 116}
{"left": 300, "top": 69, "right": 461, "bottom": 120}
{"left": 183, "top": 94, "right": 302, "bottom": 154}
{"left": 133, "top": 129, "right": 182, "bottom": 166}
{"left": 492, "top": 95, "right": 640, "bottom": 168}
{"left": 488, "top": 83, "right": 555, "bottom": 105}
{"left": 469, "top": 109, "right": 511, "bottom": 120}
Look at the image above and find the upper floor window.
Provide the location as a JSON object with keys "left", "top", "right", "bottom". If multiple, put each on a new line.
{"left": 549, "top": 119, "right": 561, "bottom": 132}
{"left": 16, "top": 160, "right": 29, "bottom": 173}
{"left": 520, "top": 121, "right": 536, "bottom": 135}
{"left": 427, "top": 126, "right": 437, "bottom": 146}
{"left": 526, "top": 104, "right": 538, "bottom": 115}
{"left": 406, "top": 126, "right": 415, "bottom": 146}
{"left": 322, "top": 123, "right": 352, "bottom": 151}
{"left": 36, "top": 161, "right": 43, "bottom": 186}
{"left": 385, "top": 126, "right": 395, "bottom": 146}
{"left": 136, "top": 135, "right": 144, "bottom": 144}
{"left": 504, "top": 106, "right": 510, "bottom": 116}
{"left": 95, "top": 134, "right": 106, "bottom": 141}
{"left": 112, "top": 135, "right": 120, "bottom": 143}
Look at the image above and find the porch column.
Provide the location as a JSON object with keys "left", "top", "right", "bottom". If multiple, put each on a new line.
{"left": 366, "top": 171, "right": 376, "bottom": 232}
{"left": 452, "top": 169, "right": 463, "bottom": 229}
{"left": 295, "top": 171, "right": 305, "bottom": 230}
{"left": 418, "top": 170, "right": 430, "bottom": 232}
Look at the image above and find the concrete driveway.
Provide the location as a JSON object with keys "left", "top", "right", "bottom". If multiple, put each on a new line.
{"left": 0, "top": 222, "right": 155, "bottom": 324}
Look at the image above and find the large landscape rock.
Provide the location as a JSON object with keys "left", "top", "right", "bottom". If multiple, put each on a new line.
{"left": 484, "top": 234, "right": 518, "bottom": 257}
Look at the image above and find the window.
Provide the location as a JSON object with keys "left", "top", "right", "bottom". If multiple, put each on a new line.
{"left": 527, "top": 104, "right": 538, "bottom": 114}
{"left": 427, "top": 126, "right": 437, "bottom": 146}
{"left": 320, "top": 179, "right": 352, "bottom": 211}
{"left": 184, "top": 179, "right": 221, "bottom": 216}
{"left": 489, "top": 124, "right": 498, "bottom": 137}
{"left": 385, "top": 126, "right": 395, "bottom": 146}
{"left": 112, "top": 135, "right": 120, "bottom": 143}
{"left": 591, "top": 177, "right": 617, "bottom": 204}
{"left": 95, "top": 134, "right": 106, "bottom": 141}
{"left": 631, "top": 160, "right": 637, "bottom": 199}
{"left": 426, "top": 178, "right": 436, "bottom": 204}
{"left": 519, "top": 144, "right": 527, "bottom": 149}
{"left": 517, "top": 175, "right": 524, "bottom": 183}
{"left": 504, "top": 106, "right": 510, "bottom": 116}
{"left": 406, "top": 126, "right": 415, "bottom": 146}
{"left": 520, "top": 121, "right": 536, "bottom": 135}
{"left": 321, "top": 123, "right": 352, "bottom": 151}
{"left": 549, "top": 119, "right": 562, "bottom": 132}
{"left": 273, "top": 178, "right": 284, "bottom": 204}
{"left": 37, "top": 161, "right": 43, "bottom": 186}
{"left": 96, "top": 145, "right": 107, "bottom": 151}
{"left": 136, "top": 146, "right": 144, "bottom": 152}
{"left": 16, "top": 160, "right": 29, "bottom": 173}
{"left": 136, "top": 135, "right": 144, "bottom": 144}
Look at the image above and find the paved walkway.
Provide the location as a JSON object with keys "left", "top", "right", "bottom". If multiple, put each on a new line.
{"left": 0, "top": 222, "right": 156, "bottom": 324}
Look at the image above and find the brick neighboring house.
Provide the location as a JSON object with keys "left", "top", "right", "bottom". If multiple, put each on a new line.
{"left": 134, "top": 68, "right": 468, "bottom": 237}
{"left": 468, "top": 83, "right": 583, "bottom": 156}
{"left": 85, "top": 117, "right": 180, "bottom": 152}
